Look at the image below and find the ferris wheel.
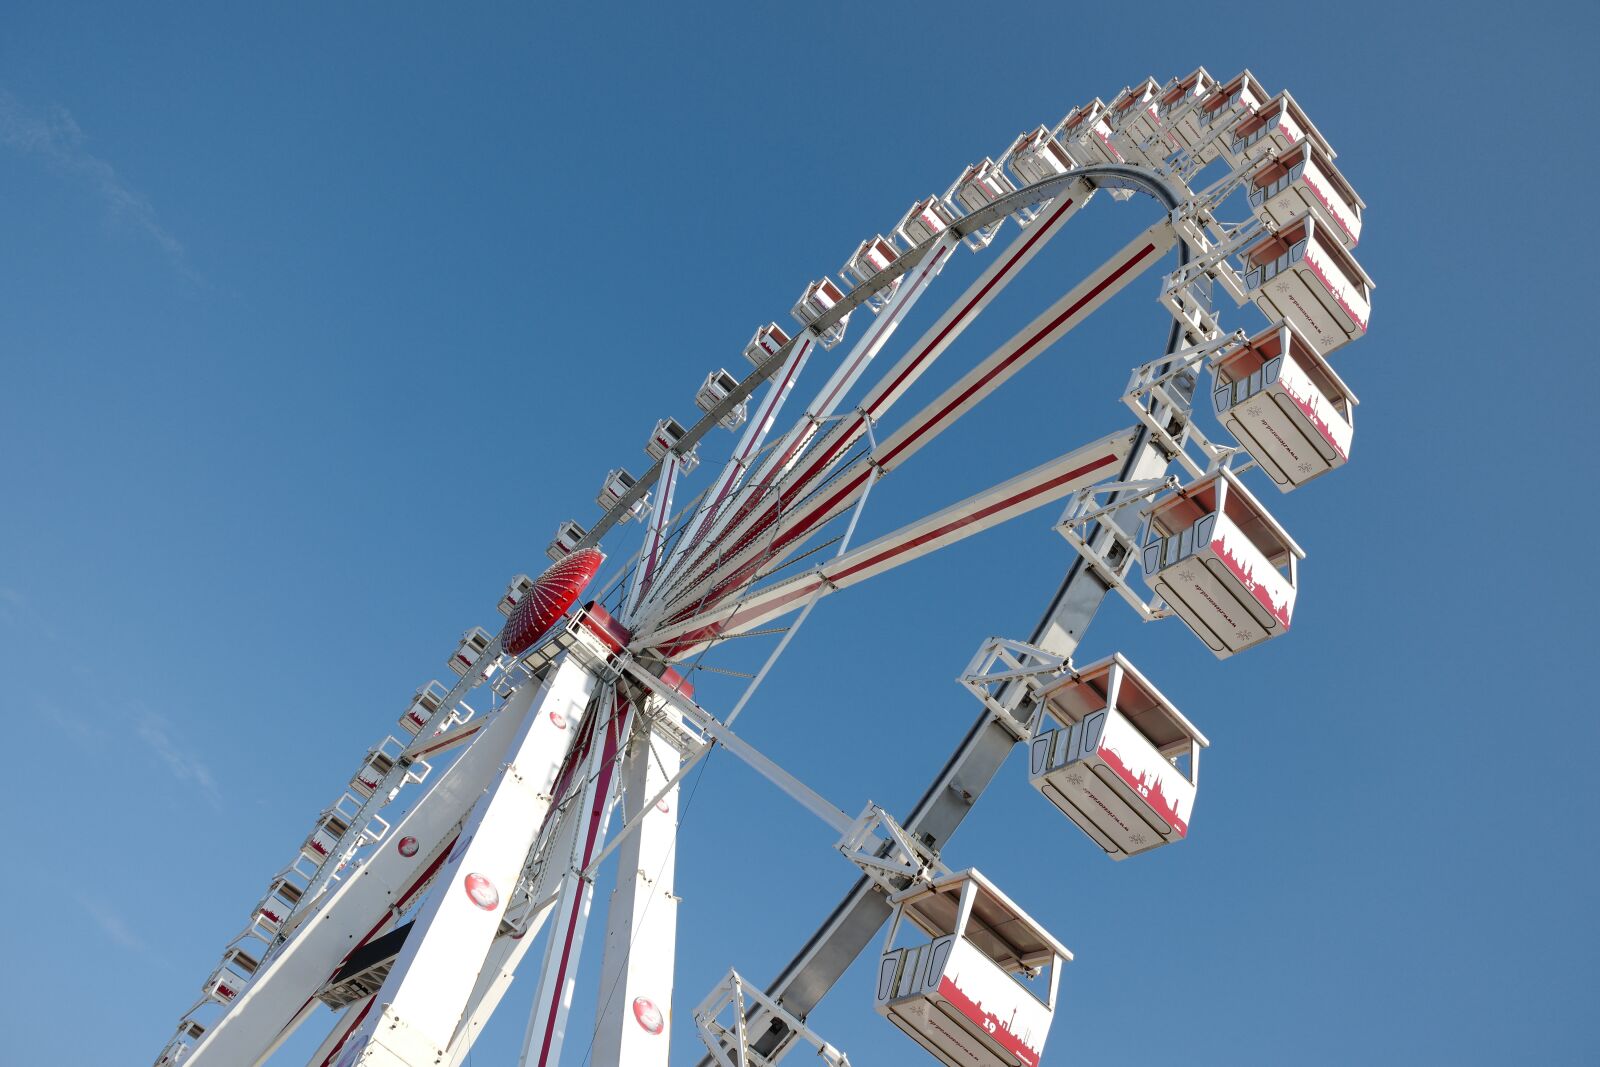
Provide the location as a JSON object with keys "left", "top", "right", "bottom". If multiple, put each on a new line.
{"left": 152, "top": 66, "right": 1373, "bottom": 1067}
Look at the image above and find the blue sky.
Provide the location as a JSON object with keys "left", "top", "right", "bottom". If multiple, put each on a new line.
{"left": 2, "top": 3, "right": 1595, "bottom": 1064}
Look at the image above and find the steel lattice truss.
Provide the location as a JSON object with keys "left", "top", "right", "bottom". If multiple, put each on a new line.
{"left": 153, "top": 67, "right": 1372, "bottom": 1067}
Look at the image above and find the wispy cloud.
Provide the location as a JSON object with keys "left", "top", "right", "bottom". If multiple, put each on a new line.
{"left": 75, "top": 893, "right": 146, "bottom": 952}
{"left": 0, "top": 89, "right": 193, "bottom": 276}
{"left": 29, "top": 644, "right": 223, "bottom": 810}
{"left": 37, "top": 697, "right": 108, "bottom": 745}
{"left": 136, "top": 710, "right": 223, "bottom": 809}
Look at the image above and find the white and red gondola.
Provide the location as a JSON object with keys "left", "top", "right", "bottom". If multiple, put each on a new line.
{"left": 1212, "top": 321, "right": 1357, "bottom": 490}
{"left": 645, "top": 417, "right": 698, "bottom": 473}
{"left": 1005, "top": 126, "right": 1078, "bottom": 187}
{"left": 894, "top": 195, "right": 959, "bottom": 248}
{"left": 876, "top": 870, "right": 1069, "bottom": 1067}
{"left": 1141, "top": 468, "right": 1304, "bottom": 658}
{"left": 545, "top": 519, "right": 587, "bottom": 562}
{"left": 743, "top": 322, "right": 791, "bottom": 367}
{"left": 446, "top": 626, "right": 493, "bottom": 677}
{"left": 597, "top": 468, "right": 647, "bottom": 523}
{"left": 792, "top": 277, "right": 850, "bottom": 348}
{"left": 950, "top": 158, "right": 1026, "bottom": 243}
{"left": 1055, "top": 98, "right": 1123, "bottom": 166}
{"left": 1028, "top": 654, "right": 1207, "bottom": 859}
{"left": 1239, "top": 213, "right": 1373, "bottom": 357}
{"left": 298, "top": 806, "right": 352, "bottom": 865}
{"left": 204, "top": 946, "right": 261, "bottom": 1005}
{"left": 349, "top": 742, "right": 399, "bottom": 800}
{"left": 497, "top": 573, "right": 536, "bottom": 617}
{"left": 696, "top": 368, "right": 749, "bottom": 430}
{"left": 252, "top": 874, "right": 303, "bottom": 937}
{"left": 398, "top": 679, "right": 448, "bottom": 736}
{"left": 1228, "top": 89, "right": 1335, "bottom": 166}
{"left": 1155, "top": 67, "right": 1218, "bottom": 152}
{"left": 1199, "top": 70, "right": 1268, "bottom": 132}
{"left": 841, "top": 235, "right": 902, "bottom": 311}
{"left": 1107, "top": 77, "right": 1165, "bottom": 167}
{"left": 1247, "top": 140, "right": 1363, "bottom": 249}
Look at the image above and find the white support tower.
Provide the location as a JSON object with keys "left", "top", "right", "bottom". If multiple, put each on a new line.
{"left": 334, "top": 656, "right": 597, "bottom": 1067}
{"left": 590, "top": 712, "right": 686, "bottom": 1067}
{"left": 519, "top": 690, "right": 632, "bottom": 1067}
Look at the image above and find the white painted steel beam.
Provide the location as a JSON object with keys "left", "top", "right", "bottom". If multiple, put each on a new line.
{"left": 657, "top": 337, "right": 816, "bottom": 597}
{"left": 180, "top": 681, "right": 558, "bottom": 1067}
{"left": 630, "top": 667, "right": 854, "bottom": 835}
{"left": 307, "top": 994, "right": 375, "bottom": 1067}
{"left": 519, "top": 693, "right": 633, "bottom": 1067}
{"left": 646, "top": 227, "right": 964, "bottom": 622}
{"left": 644, "top": 428, "right": 1135, "bottom": 659}
{"left": 440, "top": 926, "right": 546, "bottom": 1066}
{"left": 331, "top": 657, "right": 597, "bottom": 1067}
{"left": 590, "top": 714, "right": 686, "bottom": 1067}
{"left": 657, "top": 188, "right": 1092, "bottom": 619}
{"left": 624, "top": 451, "right": 681, "bottom": 624}
{"left": 294, "top": 635, "right": 510, "bottom": 918}
{"left": 644, "top": 219, "right": 1172, "bottom": 647}
{"left": 657, "top": 215, "right": 1165, "bottom": 628}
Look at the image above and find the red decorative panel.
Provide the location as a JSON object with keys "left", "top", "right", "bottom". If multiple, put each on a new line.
{"left": 500, "top": 548, "right": 604, "bottom": 656}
